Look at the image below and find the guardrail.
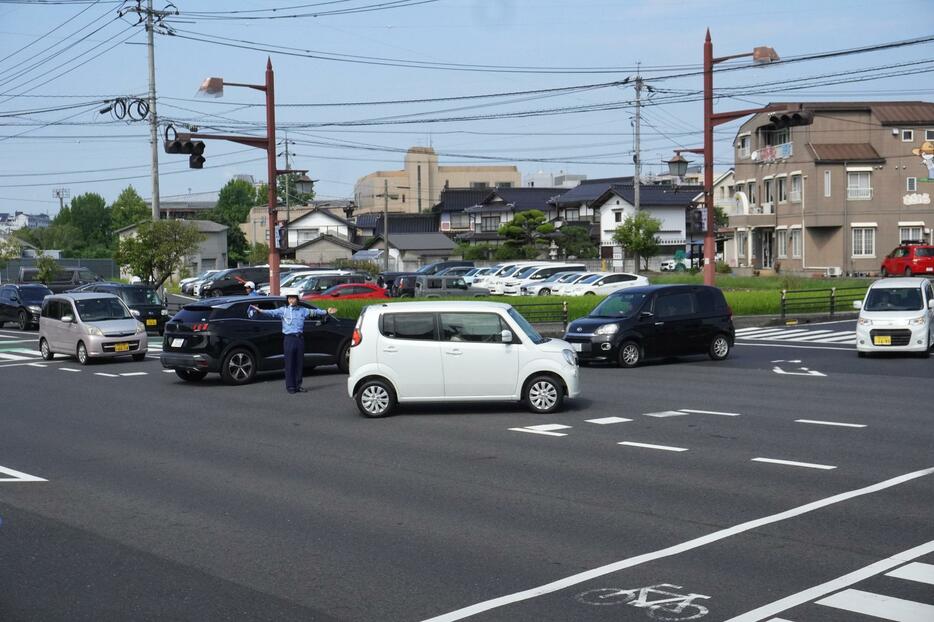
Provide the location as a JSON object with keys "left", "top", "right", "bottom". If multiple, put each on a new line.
{"left": 512, "top": 301, "right": 569, "bottom": 332}
{"left": 780, "top": 286, "right": 867, "bottom": 320}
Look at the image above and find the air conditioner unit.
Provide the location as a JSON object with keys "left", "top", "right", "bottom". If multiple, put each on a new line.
{"left": 824, "top": 266, "right": 843, "bottom": 277}
{"left": 891, "top": 128, "right": 899, "bottom": 136}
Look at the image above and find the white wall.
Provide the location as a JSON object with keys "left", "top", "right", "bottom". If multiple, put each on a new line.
{"left": 286, "top": 212, "right": 350, "bottom": 247}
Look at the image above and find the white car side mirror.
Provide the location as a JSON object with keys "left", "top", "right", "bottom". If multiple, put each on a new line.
{"left": 928, "top": 299, "right": 934, "bottom": 310}
{"left": 852, "top": 300, "right": 862, "bottom": 310}
{"left": 501, "top": 329, "right": 513, "bottom": 343}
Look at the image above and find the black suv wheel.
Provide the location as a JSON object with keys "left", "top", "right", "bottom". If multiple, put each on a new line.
{"left": 221, "top": 348, "right": 256, "bottom": 385}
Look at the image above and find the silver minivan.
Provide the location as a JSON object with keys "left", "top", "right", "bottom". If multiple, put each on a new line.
{"left": 39, "top": 293, "right": 149, "bottom": 364}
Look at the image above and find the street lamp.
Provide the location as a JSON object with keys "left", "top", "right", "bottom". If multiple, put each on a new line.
{"left": 666, "top": 153, "right": 690, "bottom": 180}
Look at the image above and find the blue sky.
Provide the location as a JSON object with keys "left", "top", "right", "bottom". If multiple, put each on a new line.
{"left": 1, "top": 0, "right": 932, "bottom": 214}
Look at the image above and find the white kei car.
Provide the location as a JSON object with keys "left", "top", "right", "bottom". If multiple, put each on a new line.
{"left": 566, "top": 272, "right": 649, "bottom": 296}
{"left": 347, "top": 301, "right": 580, "bottom": 417}
{"left": 854, "top": 277, "right": 934, "bottom": 357}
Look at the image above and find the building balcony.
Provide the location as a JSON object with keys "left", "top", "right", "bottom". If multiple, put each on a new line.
{"left": 847, "top": 187, "right": 873, "bottom": 200}
{"left": 751, "top": 202, "right": 774, "bottom": 215}
{"left": 789, "top": 190, "right": 802, "bottom": 203}
{"left": 751, "top": 142, "right": 793, "bottom": 163}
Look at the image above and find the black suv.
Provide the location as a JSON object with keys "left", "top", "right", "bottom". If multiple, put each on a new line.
{"left": 19, "top": 266, "right": 101, "bottom": 293}
{"left": 199, "top": 267, "right": 271, "bottom": 298}
{"left": 160, "top": 296, "right": 355, "bottom": 385}
{"left": 0, "top": 283, "right": 52, "bottom": 329}
{"left": 84, "top": 283, "right": 168, "bottom": 335}
{"left": 563, "top": 285, "right": 734, "bottom": 367}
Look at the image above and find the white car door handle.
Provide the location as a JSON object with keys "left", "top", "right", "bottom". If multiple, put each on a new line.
{"left": 382, "top": 346, "right": 397, "bottom": 353}
{"left": 445, "top": 349, "right": 463, "bottom": 356}
{"left": 655, "top": 321, "right": 665, "bottom": 326}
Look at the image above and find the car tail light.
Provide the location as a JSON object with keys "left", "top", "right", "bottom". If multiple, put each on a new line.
{"left": 192, "top": 322, "right": 210, "bottom": 332}
{"left": 351, "top": 328, "right": 362, "bottom": 347}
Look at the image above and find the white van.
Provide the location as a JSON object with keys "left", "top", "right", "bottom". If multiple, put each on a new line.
{"left": 566, "top": 272, "right": 649, "bottom": 296}
{"left": 502, "top": 264, "right": 587, "bottom": 296}
{"left": 854, "top": 277, "right": 934, "bottom": 356}
{"left": 486, "top": 261, "right": 551, "bottom": 295}
{"left": 347, "top": 301, "right": 580, "bottom": 417}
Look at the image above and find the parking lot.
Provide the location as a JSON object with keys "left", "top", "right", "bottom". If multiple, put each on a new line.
{"left": 1, "top": 320, "right": 932, "bottom": 621}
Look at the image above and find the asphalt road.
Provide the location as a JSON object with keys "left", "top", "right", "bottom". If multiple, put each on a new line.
{"left": 1, "top": 319, "right": 932, "bottom": 621}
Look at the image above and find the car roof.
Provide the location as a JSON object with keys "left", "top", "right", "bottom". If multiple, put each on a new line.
{"left": 51, "top": 292, "right": 121, "bottom": 301}
{"left": 94, "top": 282, "right": 155, "bottom": 289}
{"left": 869, "top": 277, "right": 930, "bottom": 288}
{"left": 11, "top": 283, "right": 51, "bottom": 289}
{"left": 372, "top": 301, "right": 513, "bottom": 313}
{"left": 187, "top": 295, "right": 309, "bottom": 308}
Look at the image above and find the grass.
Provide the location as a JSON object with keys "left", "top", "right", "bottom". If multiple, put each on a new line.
{"left": 649, "top": 273, "right": 871, "bottom": 291}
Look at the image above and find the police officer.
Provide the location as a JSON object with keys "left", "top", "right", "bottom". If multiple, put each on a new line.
{"left": 249, "top": 294, "right": 338, "bottom": 394}
{"left": 244, "top": 281, "right": 259, "bottom": 296}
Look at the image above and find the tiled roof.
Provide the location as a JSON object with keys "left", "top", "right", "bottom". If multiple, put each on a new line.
{"left": 464, "top": 187, "right": 566, "bottom": 214}
{"left": 365, "top": 232, "right": 455, "bottom": 252}
{"left": 294, "top": 233, "right": 362, "bottom": 252}
{"left": 551, "top": 176, "right": 634, "bottom": 206}
{"left": 435, "top": 188, "right": 492, "bottom": 213}
{"left": 807, "top": 143, "right": 884, "bottom": 163}
{"left": 287, "top": 208, "right": 356, "bottom": 229}
{"left": 354, "top": 212, "right": 439, "bottom": 233}
{"left": 592, "top": 184, "right": 702, "bottom": 208}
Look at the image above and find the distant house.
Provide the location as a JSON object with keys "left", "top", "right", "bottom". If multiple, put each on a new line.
{"left": 436, "top": 187, "right": 497, "bottom": 237}
{"left": 0, "top": 211, "right": 51, "bottom": 233}
{"left": 456, "top": 187, "right": 567, "bottom": 246}
{"left": 354, "top": 212, "right": 440, "bottom": 239}
{"left": 282, "top": 208, "right": 357, "bottom": 249}
{"left": 115, "top": 219, "right": 228, "bottom": 278}
{"left": 548, "top": 176, "right": 634, "bottom": 230}
{"left": 364, "top": 232, "right": 456, "bottom": 271}
{"left": 293, "top": 234, "right": 362, "bottom": 266}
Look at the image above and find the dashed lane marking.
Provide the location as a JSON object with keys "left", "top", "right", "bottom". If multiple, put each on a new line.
{"left": 93, "top": 372, "right": 119, "bottom": 378}
{"left": 0, "top": 352, "right": 32, "bottom": 361}
{"left": 27, "top": 363, "right": 46, "bottom": 368}
{"left": 752, "top": 457, "right": 836, "bottom": 470}
{"left": 119, "top": 372, "right": 148, "bottom": 377}
{"left": 509, "top": 427, "right": 568, "bottom": 437}
{"left": 618, "top": 441, "right": 688, "bottom": 452}
{"left": 643, "top": 410, "right": 688, "bottom": 418}
{"left": 0, "top": 465, "right": 47, "bottom": 483}
{"left": 59, "top": 367, "right": 80, "bottom": 372}
{"left": 795, "top": 419, "right": 866, "bottom": 428}
{"left": 162, "top": 369, "right": 175, "bottom": 373}
{"left": 678, "top": 408, "right": 742, "bottom": 417}
{"left": 585, "top": 417, "right": 632, "bottom": 424}
{"left": 887, "top": 562, "right": 934, "bottom": 585}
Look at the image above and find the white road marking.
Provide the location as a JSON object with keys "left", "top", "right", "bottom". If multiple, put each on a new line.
{"left": 0, "top": 352, "right": 32, "bottom": 361}
{"left": 60, "top": 367, "right": 81, "bottom": 372}
{"left": 643, "top": 410, "right": 688, "bottom": 418}
{"left": 765, "top": 619, "right": 796, "bottom": 622}
{"left": 93, "top": 372, "right": 119, "bottom": 378}
{"left": 886, "top": 562, "right": 934, "bottom": 586}
{"left": 585, "top": 417, "right": 632, "bottom": 424}
{"left": 772, "top": 366, "right": 827, "bottom": 377}
{"left": 27, "top": 362, "right": 46, "bottom": 368}
{"left": 752, "top": 457, "right": 836, "bottom": 470}
{"left": 679, "top": 409, "right": 742, "bottom": 417}
{"left": 0, "top": 465, "right": 47, "bottom": 482}
{"left": 0, "top": 338, "right": 40, "bottom": 344}
{"left": 421, "top": 469, "right": 934, "bottom": 622}
{"left": 786, "top": 330, "right": 844, "bottom": 341}
{"left": 816, "top": 588, "right": 934, "bottom": 621}
{"left": 162, "top": 369, "right": 175, "bottom": 373}
{"left": 618, "top": 441, "right": 688, "bottom": 452}
{"left": 759, "top": 330, "right": 821, "bottom": 340}
{"left": 736, "top": 342, "right": 853, "bottom": 352}
{"left": 736, "top": 329, "right": 798, "bottom": 338}
{"left": 508, "top": 428, "right": 567, "bottom": 437}
{"left": 119, "top": 372, "right": 148, "bottom": 377}
{"left": 795, "top": 419, "right": 866, "bottom": 428}
{"left": 525, "top": 424, "right": 571, "bottom": 432}
{"left": 7, "top": 347, "right": 39, "bottom": 355}
{"left": 814, "top": 333, "right": 858, "bottom": 343}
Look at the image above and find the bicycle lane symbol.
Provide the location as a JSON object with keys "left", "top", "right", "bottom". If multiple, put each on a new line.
{"left": 575, "top": 583, "right": 710, "bottom": 621}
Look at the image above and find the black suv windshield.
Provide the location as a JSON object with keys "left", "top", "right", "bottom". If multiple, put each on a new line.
{"left": 864, "top": 287, "right": 923, "bottom": 312}
{"left": 75, "top": 297, "right": 132, "bottom": 321}
{"left": 120, "top": 288, "right": 162, "bottom": 306}
{"left": 590, "top": 291, "right": 648, "bottom": 317}
{"left": 20, "top": 287, "right": 52, "bottom": 303}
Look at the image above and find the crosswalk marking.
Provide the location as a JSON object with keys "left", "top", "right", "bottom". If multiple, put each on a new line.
{"left": 736, "top": 327, "right": 856, "bottom": 345}
{"left": 815, "top": 588, "right": 934, "bottom": 621}
{"left": 887, "top": 562, "right": 934, "bottom": 586}
{"left": 585, "top": 417, "right": 632, "bottom": 424}
{"left": 0, "top": 352, "right": 32, "bottom": 361}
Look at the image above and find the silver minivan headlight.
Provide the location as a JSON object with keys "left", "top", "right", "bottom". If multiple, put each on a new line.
{"left": 857, "top": 317, "right": 872, "bottom": 326}
{"left": 908, "top": 316, "right": 927, "bottom": 326}
{"left": 87, "top": 325, "right": 104, "bottom": 336}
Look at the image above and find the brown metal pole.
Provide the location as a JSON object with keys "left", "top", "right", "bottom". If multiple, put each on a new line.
{"left": 703, "top": 30, "right": 716, "bottom": 286}
{"left": 265, "top": 58, "right": 281, "bottom": 295}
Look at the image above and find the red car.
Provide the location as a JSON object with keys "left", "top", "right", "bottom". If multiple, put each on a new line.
{"left": 880, "top": 243, "right": 934, "bottom": 277}
{"left": 302, "top": 283, "right": 389, "bottom": 301}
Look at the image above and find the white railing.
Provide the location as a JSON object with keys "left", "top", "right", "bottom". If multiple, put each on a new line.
{"left": 847, "top": 187, "right": 872, "bottom": 200}
{"left": 752, "top": 202, "right": 775, "bottom": 215}
{"left": 789, "top": 190, "right": 801, "bottom": 203}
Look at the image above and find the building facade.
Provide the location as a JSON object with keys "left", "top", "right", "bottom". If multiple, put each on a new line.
{"left": 354, "top": 147, "right": 521, "bottom": 215}
{"left": 727, "top": 101, "right": 934, "bottom": 275}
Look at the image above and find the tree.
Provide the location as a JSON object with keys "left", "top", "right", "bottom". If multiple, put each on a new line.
{"left": 0, "top": 236, "right": 21, "bottom": 268}
{"left": 114, "top": 220, "right": 205, "bottom": 289}
{"left": 35, "top": 255, "right": 60, "bottom": 285}
{"left": 554, "top": 225, "right": 597, "bottom": 259}
{"left": 255, "top": 173, "right": 314, "bottom": 207}
{"left": 612, "top": 211, "right": 662, "bottom": 272}
{"left": 456, "top": 242, "right": 494, "bottom": 261}
{"left": 111, "top": 185, "right": 150, "bottom": 231}
{"left": 497, "top": 210, "right": 553, "bottom": 259}
{"left": 247, "top": 242, "right": 269, "bottom": 265}
{"left": 207, "top": 179, "right": 256, "bottom": 265}
{"left": 55, "top": 192, "right": 112, "bottom": 256}
{"left": 714, "top": 205, "right": 729, "bottom": 230}
{"left": 493, "top": 244, "right": 538, "bottom": 261}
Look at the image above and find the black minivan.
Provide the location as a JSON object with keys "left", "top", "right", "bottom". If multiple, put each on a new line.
{"left": 85, "top": 283, "right": 168, "bottom": 335}
{"left": 563, "top": 285, "right": 734, "bottom": 367}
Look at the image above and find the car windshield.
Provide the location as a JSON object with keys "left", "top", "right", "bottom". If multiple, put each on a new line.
{"left": 415, "top": 264, "right": 440, "bottom": 274}
{"left": 514, "top": 266, "right": 538, "bottom": 278}
{"left": 75, "top": 297, "right": 132, "bottom": 321}
{"left": 559, "top": 273, "right": 583, "bottom": 282}
{"left": 507, "top": 307, "right": 547, "bottom": 344}
{"left": 20, "top": 287, "right": 52, "bottom": 303}
{"left": 579, "top": 274, "right": 603, "bottom": 284}
{"left": 590, "top": 292, "right": 648, "bottom": 317}
{"left": 863, "top": 287, "right": 924, "bottom": 312}
{"left": 120, "top": 288, "right": 162, "bottom": 306}
{"left": 465, "top": 268, "right": 480, "bottom": 276}
{"left": 500, "top": 266, "right": 522, "bottom": 277}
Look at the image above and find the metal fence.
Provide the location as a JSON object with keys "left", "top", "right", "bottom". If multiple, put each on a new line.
{"left": 780, "top": 286, "right": 867, "bottom": 320}
{"left": 0, "top": 258, "right": 118, "bottom": 283}
{"left": 512, "top": 300, "right": 568, "bottom": 335}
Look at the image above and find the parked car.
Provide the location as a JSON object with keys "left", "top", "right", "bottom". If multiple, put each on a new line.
{"left": 486, "top": 262, "right": 552, "bottom": 295}
{"left": 566, "top": 272, "right": 649, "bottom": 296}
{"left": 38, "top": 293, "right": 148, "bottom": 364}
{"left": 304, "top": 283, "right": 389, "bottom": 301}
{"left": 83, "top": 283, "right": 169, "bottom": 335}
{"left": 413, "top": 260, "right": 474, "bottom": 276}
{"left": 469, "top": 264, "right": 505, "bottom": 288}
{"left": 414, "top": 275, "right": 490, "bottom": 298}
{"left": 160, "top": 296, "right": 355, "bottom": 384}
{"left": 551, "top": 272, "right": 599, "bottom": 296}
{"left": 463, "top": 267, "right": 493, "bottom": 285}
{"left": 182, "top": 269, "right": 221, "bottom": 295}
{"left": 19, "top": 266, "right": 101, "bottom": 293}
{"left": 854, "top": 277, "right": 934, "bottom": 357}
{"left": 521, "top": 271, "right": 585, "bottom": 296}
{"left": 0, "top": 283, "right": 52, "bottom": 329}
{"left": 563, "top": 285, "right": 734, "bottom": 367}
{"left": 880, "top": 243, "right": 934, "bottom": 277}
{"left": 435, "top": 266, "right": 475, "bottom": 278}
{"left": 283, "top": 272, "right": 368, "bottom": 297}
{"left": 502, "top": 264, "right": 587, "bottom": 296}
{"left": 347, "top": 301, "right": 580, "bottom": 417}
{"left": 198, "top": 267, "right": 273, "bottom": 298}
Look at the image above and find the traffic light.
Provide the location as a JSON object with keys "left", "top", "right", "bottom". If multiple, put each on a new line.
{"left": 163, "top": 131, "right": 206, "bottom": 169}
{"left": 767, "top": 110, "right": 814, "bottom": 129}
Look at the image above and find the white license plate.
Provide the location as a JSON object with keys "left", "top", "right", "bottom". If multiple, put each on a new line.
{"left": 572, "top": 342, "right": 583, "bottom": 352}
{"left": 171, "top": 338, "right": 185, "bottom": 348}
{"left": 927, "top": 267, "right": 933, "bottom": 272}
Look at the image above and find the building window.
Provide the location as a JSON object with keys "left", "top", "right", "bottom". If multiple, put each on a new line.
{"left": 481, "top": 215, "right": 499, "bottom": 232}
{"left": 497, "top": 181, "right": 513, "bottom": 188}
{"left": 450, "top": 213, "right": 469, "bottom": 229}
{"left": 900, "top": 226, "right": 923, "bottom": 243}
{"left": 763, "top": 179, "right": 773, "bottom": 206}
{"left": 401, "top": 194, "right": 406, "bottom": 203}
{"left": 824, "top": 171, "right": 832, "bottom": 197}
{"left": 790, "top": 229, "right": 802, "bottom": 258}
{"left": 777, "top": 177, "right": 787, "bottom": 203}
{"left": 614, "top": 211, "right": 622, "bottom": 223}
{"left": 738, "top": 135, "right": 750, "bottom": 157}
{"left": 776, "top": 229, "right": 788, "bottom": 258}
{"left": 764, "top": 128, "right": 789, "bottom": 146}
{"left": 846, "top": 172, "right": 872, "bottom": 200}
{"left": 901, "top": 129, "right": 914, "bottom": 142}
{"left": 470, "top": 182, "right": 490, "bottom": 190}
{"left": 747, "top": 182, "right": 757, "bottom": 205}
{"left": 736, "top": 231, "right": 747, "bottom": 257}
{"left": 926, "top": 129, "right": 934, "bottom": 141}
{"left": 565, "top": 207, "right": 580, "bottom": 221}
{"left": 852, "top": 227, "right": 875, "bottom": 258}
{"left": 790, "top": 174, "right": 802, "bottom": 202}
{"left": 907, "top": 177, "right": 918, "bottom": 192}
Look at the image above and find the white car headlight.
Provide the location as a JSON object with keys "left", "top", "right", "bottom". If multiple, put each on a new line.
{"left": 594, "top": 323, "right": 619, "bottom": 335}
{"left": 160, "top": 309, "right": 168, "bottom": 316}
{"left": 857, "top": 317, "right": 872, "bottom": 326}
{"left": 136, "top": 322, "right": 146, "bottom": 333}
{"left": 908, "top": 316, "right": 927, "bottom": 326}
{"left": 130, "top": 309, "right": 140, "bottom": 317}
{"left": 87, "top": 325, "right": 103, "bottom": 336}
{"left": 28, "top": 305, "right": 41, "bottom": 312}
{"left": 562, "top": 349, "right": 576, "bottom": 366}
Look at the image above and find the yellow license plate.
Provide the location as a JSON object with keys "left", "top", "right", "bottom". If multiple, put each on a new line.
{"left": 873, "top": 335, "right": 891, "bottom": 346}
{"left": 114, "top": 343, "right": 130, "bottom": 352}
{"left": 145, "top": 319, "right": 157, "bottom": 326}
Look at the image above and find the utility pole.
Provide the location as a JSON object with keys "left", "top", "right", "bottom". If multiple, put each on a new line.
{"left": 283, "top": 131, "right": 291, "bottom": 224}
{"left": 374, "top": 179, "right": 399, "bottom": 271}
{"left": 633, "top": 70, "right": 642, "bottom": 231}
{"left": 52, "top": 188, "right": 70, "bottom": 213}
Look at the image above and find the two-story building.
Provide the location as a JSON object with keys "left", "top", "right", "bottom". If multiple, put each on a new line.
{"left": 455, "top": 187, "right": 566, "bottom": 246}
{"left": 728, "top": 101, "right": 934, "bottom": 275}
